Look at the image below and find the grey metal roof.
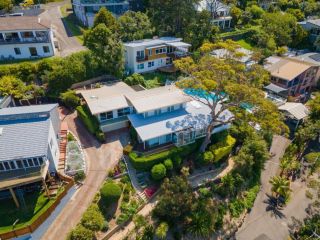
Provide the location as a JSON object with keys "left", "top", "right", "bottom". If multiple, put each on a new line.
{"left": 0, "top": 118, "right": 50, "bottom": 161}
{"left": 0, "top": 104, "right": 60, "bottom": 161}
{"left": 264, "top": 83, "right": 288, "bottom": 94}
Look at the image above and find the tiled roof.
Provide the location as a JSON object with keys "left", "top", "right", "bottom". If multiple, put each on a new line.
{"left": 0, "top": 16, "right": 50, "bottom": 31}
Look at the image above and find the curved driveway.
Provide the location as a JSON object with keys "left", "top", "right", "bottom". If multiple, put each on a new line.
{"left": 41, "top": 109, "right": 127, "bottom": 240}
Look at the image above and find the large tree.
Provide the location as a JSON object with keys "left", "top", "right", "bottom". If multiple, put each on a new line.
{"left": 84, "top": 24, "right": 124, "bottom": 77}
{"left": 93, "top": 7, "right": 118, "bottom": 31}
{"left": 175, "top": 40, "right": 287, "bottom": 152}
{"left": 148, "top": 0, "right": 199, "bottom": 37}
{"left": 0, "top": 75, "right": 26, "bottom": 99}
{"left": 269, "top": 176, "right": 291, "bottom": 203}
{"left": 0, "top": 0, "right": 12, "bottom": 11}
{"left": 118, "top": 11, "right": 154, "bottom": 42}
{"left": 308, "top": 93, "right": 320, "bottom": 121}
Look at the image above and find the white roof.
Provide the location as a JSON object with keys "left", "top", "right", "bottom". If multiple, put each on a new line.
{"left": 126, "top": 85, "right": 192, "bottom": 113}
{"left": 278, "top": 102, "right": 309, "bottom": 120}
{"left": 128, "top": 100, "right": 233, "bottom": 141}
{"left": 167, "top": 42, "right": 191, "bottom": 48}
{"left": 123, "top": 37, "right": 187, "bottom": 48}
{"left": 77, "top": 82, "right": 135, "bottom": 115}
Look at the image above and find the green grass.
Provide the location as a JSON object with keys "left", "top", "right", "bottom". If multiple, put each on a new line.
{"left": 60, "top": 3, "right": 86, "bottom": 44}
{"left": 236, "top": 39, "right": 253, "bottom": 50}
{"left": 142, "top": 72, "right": 177, "bottom": 89}
{"left": 0, "top": 190, "right": 56, "bottom": 233}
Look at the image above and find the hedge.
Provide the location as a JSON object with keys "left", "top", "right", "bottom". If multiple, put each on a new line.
{"left": 67, "top": 224, "right": 95, "bottom": 240}
{"left": 76, "top": 105, "right": 105, "bottom": 142}
{"left": 210, "top": 135, "right": 236, "bottom": 162}
{"left": 129, "top": 141, "right": 200, "bottom": 170}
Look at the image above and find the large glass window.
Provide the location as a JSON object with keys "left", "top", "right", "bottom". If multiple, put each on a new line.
{"left": 117, "top": 107, "right": 130, "bottom": 117}
{"left": 16, "top": 160, "right": 23, "bottom": 169}
{"left": 3, "top": 162, "right": 10, "bottom": 170}
{"left": 28, "top": 158, "right": 34, "bottom": 167}
{"left": 137, "top": 63, "right": 144, "bottom": 70}
{"left": 10, "top": 161, "right": 16, "bottom": 170}
{"left": 43, "top": 46, "right": 50, "bottom": 53}
{"left": 0, "top": 162, "right": 4, "bottom": 171}
{"left": 29, "top": 47, "right": 38, "bottom": 56}
{"left": 23, "top": 159, "right": 29, "bottom": 168}
{"left": 100, "top": 111, "right": 113, "bottom": 121}
{"left": 14, "top": 47, "right": 21, "bottom": 55}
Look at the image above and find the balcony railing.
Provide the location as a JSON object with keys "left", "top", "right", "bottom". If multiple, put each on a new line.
{"left": 0, "top": 36, "right": 50, "bottom": 45}
{"left": 136, "top": 55, "right": 148, "bottom": 62}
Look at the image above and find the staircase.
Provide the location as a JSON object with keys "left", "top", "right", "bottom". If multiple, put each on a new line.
{"left": 58, "top": 123, "right": 68, "bottom": 173}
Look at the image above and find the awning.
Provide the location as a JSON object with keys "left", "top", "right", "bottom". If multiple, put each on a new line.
{"left": 264, "top": 83, "right": 288, "bottom": 94}
{"left": 278, "top": 102, "right": 309, "bottom": 120}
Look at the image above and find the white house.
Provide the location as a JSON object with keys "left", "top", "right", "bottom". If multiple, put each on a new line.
{"left": 0, "top": 16, "right": 55, "bottom": 60}
{"left": 72, "top": 0, "right": 129, "bottom": 27}
{"left": 124, "top": 37, "right": 191, "bottom": 74}
{"left": 78, "top": 82, "right": 233, "bottom": 150}
{"left": 197, "top": 0, "right": 232, "bottom": 29}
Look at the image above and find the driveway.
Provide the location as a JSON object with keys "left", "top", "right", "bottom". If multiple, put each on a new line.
{"left": 40, "top": 109, "right": 128, "bottom": 240}
{"left": 236, "top": 136, "right": 313, "bottom": 240}
{"left": 40, "top": 1, "right": 86, "bottom": 57}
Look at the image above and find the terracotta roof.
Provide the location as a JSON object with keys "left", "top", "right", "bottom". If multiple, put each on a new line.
{"left": 264, "top": 56, "right": 314, "bottom": 81}
{"left": 0, "top": 16, "right": 51, "bottom": 31}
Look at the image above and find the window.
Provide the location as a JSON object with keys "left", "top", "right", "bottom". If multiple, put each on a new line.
{"left": 29, "top": 47, "right": 38, "bottom": 56}
{"left": 3, "top": 162, "right": 10, "bottom": 170}
{"left": 39, "top": 157, "right": 44, "bottom": 165}
{"left": 148, "top": 61, "right": 154, "bottom": 68}
{"left": 0, "top": 163, "right": 4, "bottom": 171}
{"left": 23, "top": 159, "right": 29, "bottom": 168}
{"left": 100, "top": 111, "right": 113, "bottom": 121}
{"left": 10, "top": 161, "right": 16, "bottom": 170}
{"left": 148, "top": 49, "right": 152, "bottom": 56}
{"left": 33, "top": 158, "right": 39, "bottom": 166}
{"left": 117, "top": 107, "right": 130, "bottom": 117}
{"left": 137, "top": 63, "right": 144, "bottom": 70}
{"left": 16, "top": 160, "right": 23, "bottom": 169}
{"left": 43, "top": 46, "right": 50, "bottom": 53}
{"left": 14, "top": 47, "right": 21, "bottom": 55}
{"left": 155, "top": 48, "right": 166, "bottom": 54}
{"left": 136, "top": 50, "right": 144, "bottom": 59}
{"left": 28, "top": 158, "right": 34, "bottom": 167}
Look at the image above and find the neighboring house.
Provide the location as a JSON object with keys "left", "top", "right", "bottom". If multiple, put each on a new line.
{"left": 0, "top": 104, "right": 60, "bottom": 204}
{"left": 210, "top": 47, "right": 256, "bottom": 67}
{"left": 264, "top": 56, "right": 320, "bottom": 101}
{"left": 264, "top": 83, "right": 288, "bottom": 106}
{"left": 299, "top": 19, "right": 320, "bottom": 44}
{"left": 257, "top": 0, "right": 277, "bottom": 10}
{"left": 278, "top": 102, "right": 309, "bottom": 128}
{"left": 197, "top": 0, "right": 232, "bottom": 29}
{"left": 124, "top": 37, "right": 191, "bottom": 74}
{"left": 0, "top": 16, "right": 55, "bottom": 60}
{"left": 72, "top": 0, "right": 129, "bottom": 27}
{"left": 0, "top": 95, "right": 15, "bottom": 109}
{"left": 78, "top": 82, "right": 233, "bottom": 150}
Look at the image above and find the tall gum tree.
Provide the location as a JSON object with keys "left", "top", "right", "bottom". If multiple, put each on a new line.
{"left": 175, "top": 40, "right": 287, "bottom": 152}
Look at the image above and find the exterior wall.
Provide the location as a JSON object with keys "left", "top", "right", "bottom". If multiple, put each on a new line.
{"left": 100, "top": 119, "right": 129, "bottom": 132}
{"left": 97, "top": 107, "right": 133, "bottom": 132}
{"left": 47, "top": 120, "right": 60, "bottom": 172}
{"left": 0, "top": 42, "right": 54, "bottom": 59}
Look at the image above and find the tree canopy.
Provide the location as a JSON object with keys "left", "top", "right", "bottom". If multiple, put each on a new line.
{"left": 93, "top": 7, "right": 118, "bottom": 31}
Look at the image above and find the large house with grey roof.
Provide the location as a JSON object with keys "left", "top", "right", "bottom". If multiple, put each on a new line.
{"left": 78, "top": 82, "right": 232, "bottom": 150}
{"left": 0, "top": 16, "right": 55, "bottom": 60}
{"left": 0, "top": 104, "right": 60, "bottom": 192}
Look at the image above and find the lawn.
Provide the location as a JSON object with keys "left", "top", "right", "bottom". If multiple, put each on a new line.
{"left": 142, "top": 72, "right": 177, "bottom": 89}
{"left": 0, "top": 189, "right": 56, "bottom": 233}
{"left": 236, "top": 39, "right": 253, "bottom": 50}
{"left": 60, "top": 3, "right": 86, "bottom": 44}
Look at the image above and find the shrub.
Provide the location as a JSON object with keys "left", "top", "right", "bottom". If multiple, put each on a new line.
{"left": 210, "top": 135, "right": 236, "bottom": 162}
{"left": 67, "top": 225, "right": 95, "bottom": 240}
{"left": 202, "top": 151, "right": 214, "bottom": 164}
{"left": 60, "top": 90, "right": 80, "bottom": 109}
{"left": 163, "top": 159, "right": 173, "bottom": 171}
{"left": 74, "top": 170, "right": 86, "bottom": 182}
{"left": 123, "top": 144, "right": 133, "bottom": 155}
{"left": 124, "top": 73, "right": 146, "bottom": 87}
{"left": 151, "top": 163, "right": 167, "bottom": 180}
{"left": 100, "top": 182, "right": 122, "bottom": 204}
{"left": 67, "top": 132, "right": 75, "bottom": 142}
{"left": 172, "top": 155, "right": 182, "bottom": 168}
{"left": 81, "top": 204, "right": 105, "bottom": 231}
{"left": 155, "top": 222, "right": 169, "bottom": 239}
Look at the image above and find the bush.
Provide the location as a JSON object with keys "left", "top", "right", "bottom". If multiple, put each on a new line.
{"left": 68, "top": 225, "right": 95, "bottom": 240}
{"left": 129, "top": 141, "right": 200, "bottom": 170}
{"left": 202, "top": 151, "right": 214, "bottom": 164}
{"left": 76, "top": 105, "right": 104, "bottom": 142}
{"left": 81, "top": 204, "right": 105, "bottom": 231}
{"left": 163, "top": 159, "right": 173, "bottom": 171}
{"left": 74, "top": 170, "right": 86, "bottom": 182}
{"left": 124, "top": 73, "right": 146, "bottom": 87}
{"left": 210, "top": 135, "right": 236, "bottom": 162}
{"left": 67, "top": 132, "right": 75, "bottom": 142}
{"left": 172, "top": 155, "right": 182, "bottom": 169}
{"left": 100, "top": 182, "right": 122, "bottom": 205}
{"left": 151, "top": 163, "right": 167, "bottom": 180}
{"left": 60, "top": 90, "right": 80, "bottom": 109}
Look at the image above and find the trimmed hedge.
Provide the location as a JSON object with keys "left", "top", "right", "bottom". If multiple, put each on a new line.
{"left": 210, "top": 135, "right": 236, "bottom": 162}
{"left": 76, "top": 105, "right": 105, "bottom": 142}
{"left": 80, "top": 204, "right": 105, "bottom": 231}
{"left": 100, "top": 182, "right": 122, "bottom": 205}
{"left": 67, "top": 224, "right": 95, "bottom": 240}
{"left": 151, "top": 163, "right": 167, "bottom": 180}
{"left": 129, "top": 141, "right": 200, "bottom": 170}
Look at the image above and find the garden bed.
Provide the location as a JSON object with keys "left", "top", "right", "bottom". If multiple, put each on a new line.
{"left": 66, "top": 132, "right": 86, "bottom": 175}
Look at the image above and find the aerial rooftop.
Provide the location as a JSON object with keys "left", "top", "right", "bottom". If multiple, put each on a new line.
{"left": 123, "top": 37, "right": 190, "bottom": 48}
{"left": 0, "top": 16, "right": 51, "bottom": 31}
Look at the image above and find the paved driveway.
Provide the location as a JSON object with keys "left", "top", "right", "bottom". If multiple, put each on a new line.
{"left": 236, "top": 136, "right": 313, "bottom": 240}
{"left": 40, "top": 110, "right": 127, "bottom": 240}
{"left": 40, "top": 1, "right": 86, "bottom": 57}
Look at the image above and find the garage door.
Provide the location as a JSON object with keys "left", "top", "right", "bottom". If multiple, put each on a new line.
{"left": 101, "top": 120, "right": 129, "bottom": 132}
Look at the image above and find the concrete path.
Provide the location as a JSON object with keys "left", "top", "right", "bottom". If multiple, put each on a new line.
{"left": 235, "top": 135, "right": 314, "bottom": 240}
{"left": 40, "top": 1, "right": 85, "bottom": 57}
{"left": 40, "top": 109, "right": 127, "bottom": 240}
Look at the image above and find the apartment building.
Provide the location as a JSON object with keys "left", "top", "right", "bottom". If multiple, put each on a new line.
{"left": 264, "top": 56, "right": 319, "bottom": 101}
{"left": 197, "top": 0, "right": 232, "bottom": 29}
{"left": 72, "top": 0, "right": 129, "bottom": 27}
{"left": 78, "top": 82, "right": 233, "bottom": 150}
{"left": 0, "top": 16, "right": 55, "bottom": 60}
{"left": 124, "top": 37, "right": 191, "bottom": 74}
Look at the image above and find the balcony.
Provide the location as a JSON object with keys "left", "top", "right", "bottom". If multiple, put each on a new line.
{"left": 136, "top": 55, "right": 148, "bottom": 62}
{"left": 0, "top": 36, "right": 50, "bottom": 45}
{"left": 81, "top": 0, "right": 128, "bottom": 5}
{"left": 167, "top": 51, "right": 190, "bottom": 59}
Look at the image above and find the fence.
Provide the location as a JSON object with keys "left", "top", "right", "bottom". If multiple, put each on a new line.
{"left": 0, "top": 180, "right": 74, "bottom": 240}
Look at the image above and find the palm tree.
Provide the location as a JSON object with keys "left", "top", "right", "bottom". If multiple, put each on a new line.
{"left": 155, "top": 222, "right": 169, "bottom": 240}
{"left": 269, "top": 176, "right": 291, "bottom": 205}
